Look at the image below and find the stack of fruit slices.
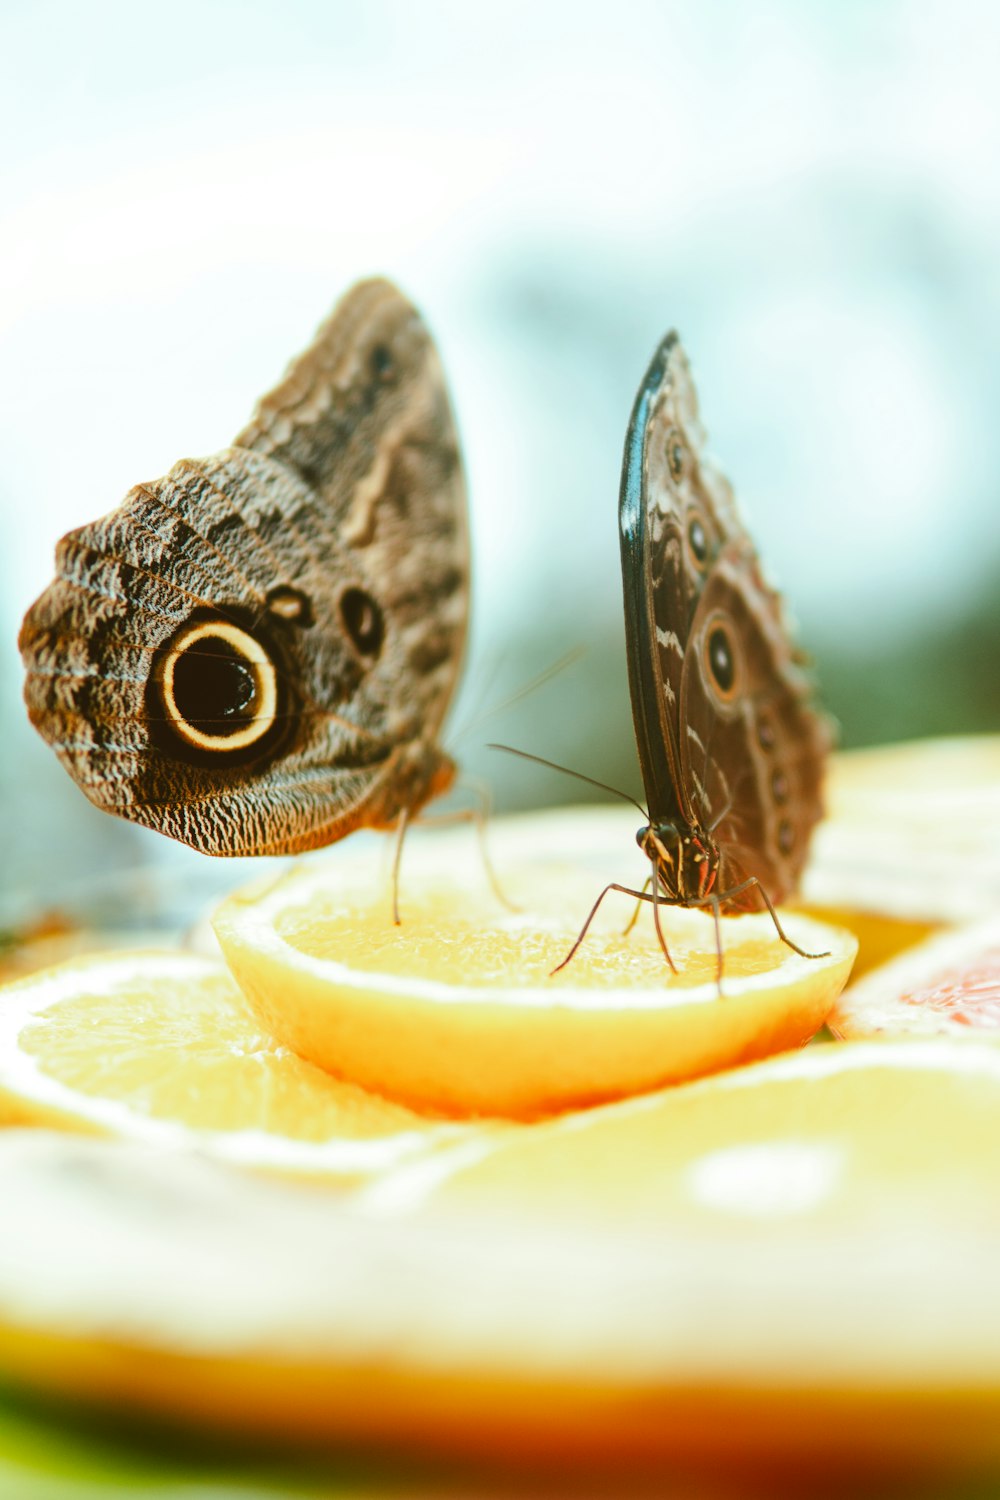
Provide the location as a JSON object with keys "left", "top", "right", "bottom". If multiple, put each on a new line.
{"left": 1, "top": 736, "right": 1000, "bottom": 1490}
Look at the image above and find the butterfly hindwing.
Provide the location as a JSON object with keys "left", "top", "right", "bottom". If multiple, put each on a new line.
{"left": 20, "top": 279, "right": 468, "bottom": 856}
{"left": 678, "top": 547, "right": 829, "bottom": 908}
{"left": 622, "top": 327, "right": 827, "bottom": 912}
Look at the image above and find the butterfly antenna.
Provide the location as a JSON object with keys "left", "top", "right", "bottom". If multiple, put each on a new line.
{"left": 487, "top": 744, "right": 648, "bottom": 820}
{"left": 450, "top": 647, "right": 586, "bottom": 749}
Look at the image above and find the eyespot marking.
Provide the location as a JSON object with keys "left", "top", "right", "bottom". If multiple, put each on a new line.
{"left": 370, "top": 344, "right": 394, "bottom": 380}
{"left": 155, "top": 620, "right": 278, "bottom": 755}
{"left": 339, "top": 586, "right": 384, "bottom": 661}
{"left": 666, "top": 427, "right": 686, "bottom": 483}
{"left": 688, "top": 515, "right": 708, "bottom": 566}
{"left": 778, "top": 819, "right": 794, "bottom": 855}
{"left": 266, "top": 585, "right": 312, "bottom": 626}
{"left": 703, "top": 618, "right": 739, "bottom": 702}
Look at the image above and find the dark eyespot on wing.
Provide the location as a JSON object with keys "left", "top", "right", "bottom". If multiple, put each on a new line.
{"left": 339, "top": 586, "right": 385, "bottom": 661}
{"left": 709, "top": 628, "right": 732, "bottom": 690}
{"left": 688, "top": 516, "right": 708, "bottom": 564}
{"left": 148, "top": 616, "right": 291, "bottom": 767}
{"left": 266, "top": 585, "right": 312, "bottom": 625}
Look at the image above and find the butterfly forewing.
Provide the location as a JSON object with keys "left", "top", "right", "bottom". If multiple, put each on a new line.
{"left": 20, "top": 279, "right": 468, "bottom": 856}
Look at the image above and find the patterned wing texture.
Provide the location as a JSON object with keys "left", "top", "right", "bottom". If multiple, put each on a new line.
{"left": 622, "top": 331, "right": 747, "bottom": 825}
{"left": 20, "top": 279, "right": 468, "bottom": 855}
{"left": 678, "top": 546, "right": 831, "bottom": 909}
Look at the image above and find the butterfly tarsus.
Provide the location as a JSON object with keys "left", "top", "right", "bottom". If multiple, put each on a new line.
{"left": 622, "top": 875, "right": 653, "bottom": 937}
{"left": 552, "top": 881, "right": 666, "bottom": 978}
{"left": 416, "top": 777, "right": 519, "bottom": 913}
{"left": 391, "top": 807, "right": 410, "bottom": 925}
{"left": 709, "top": 895, "right": 725, "bottom": 989}
{"left": 649, "top": 872, "right": 678, "bottom": 973}
{"left": 690, "top": 876, "right": 830, "bottom": 964}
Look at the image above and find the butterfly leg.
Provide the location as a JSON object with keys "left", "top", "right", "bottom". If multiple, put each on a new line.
{"left": 413, "top": 779, "right": 519, "bottom": 913}
{"left": 704, "top": 877, "right": 831, "bottom": 961}
{"left": 391, "top": 806, "right": 411, "bottom": 926}
{"left": 649, "top": 872, "right": 678, "bottom": 974}
{"left": 551, "top": 883, "right": 659, "bottom": 977}
{"left": 622, "top": 876, "right": 653, "bottom": 937}
{"left": 708, "top": 894, "right": 725, "bottom": 987}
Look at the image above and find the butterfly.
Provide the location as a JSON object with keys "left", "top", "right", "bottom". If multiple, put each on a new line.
{"left": 19, "top": 279, "right": 468, "bottom": 861}
{"left": 557, "top": 329, "right": 830, "bottom": 974}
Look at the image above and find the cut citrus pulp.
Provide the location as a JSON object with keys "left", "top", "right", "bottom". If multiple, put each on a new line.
{"left": 0, "top": 951, "right": 479, "bottom": 1181}
{"left": 829, "top": 914, "right": 1000, "bottom": 1040}
{"left": 798, "top": 734, "right": 1000, "bottom": 974}
{"left": 367, "top": 1034, "right": 1000, "bottom": 1230}
{"left": 213, "top": 813, "right": 855, "bottom": 1118}
{"left": 6, "top": 1038, "right": 1000, "bottom": 1478}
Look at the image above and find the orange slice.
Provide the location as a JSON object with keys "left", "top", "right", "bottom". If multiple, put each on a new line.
{"left": 213, "top": 813, "right": 855, "bottom": 1118}
{"left": 0, "top": 951, "right": 480, "bottom": 1182}
{"left": 829, "top": 914, "right": 1000, "bottom": 1040}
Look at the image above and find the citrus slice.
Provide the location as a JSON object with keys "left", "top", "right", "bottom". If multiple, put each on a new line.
{"left": 6, "top": 1043, "right": 1000, "bottom": 1478}
{"left": 0, "top": 951, "right": 480, "bottom": 1181}
{"left": 798, "top": 735, "right": 1000, "bottom": 974}
{"left": 213, "top": 813, "right": 855, "bottom": 1118}
{"left": 829, "top": 914, "right": 1000, "bottom": 1040}
{"left": 366, "top": 1034, "right": 1000, "bottom": 1229}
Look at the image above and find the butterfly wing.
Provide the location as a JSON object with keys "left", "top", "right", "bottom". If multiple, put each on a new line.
{"left": 20, "top": 279, "right": 468, "bottom": 855}
{"left": 619, "top": 331, "right": 742, "bottom": 827}
{"left": 621, "top": 329, "right": 828, "bottom": 905}
{"left": 678, "top": 546, "right": 830, "bottom": 908}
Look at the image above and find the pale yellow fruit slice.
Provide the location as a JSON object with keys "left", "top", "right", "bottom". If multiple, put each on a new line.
{"left": 798, "top": 734, "right": 1000, "bottom": 974}
{"left": 5, "top": 1040, "right": 1000, "bottom": 1477}
{"left": 0, "top": 951, "right": 480, "bottom": 1182}
{"left": 368, "top": 1034, "right": 1000, "bottom": 1230}
{"left": 213, "top": 813, "right": 856, "bottom": 1118}
{"left": 829, "top": 914, "right": 1000, "bottom": 1040}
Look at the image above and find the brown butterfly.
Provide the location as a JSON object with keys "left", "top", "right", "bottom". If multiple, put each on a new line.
{"left": 557, "top": 329, "right": 830, "bottom": 972}
{"left": 19, "top": 279, "right": 468, "bottom": 859}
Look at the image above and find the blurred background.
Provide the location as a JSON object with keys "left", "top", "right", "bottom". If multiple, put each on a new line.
{"left": 2, "top": 0, "right": 999, "bottom": 917}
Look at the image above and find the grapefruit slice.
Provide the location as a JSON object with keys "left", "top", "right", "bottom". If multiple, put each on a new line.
{"left": 830, "top": 914, "right": 1000, "bottom": 1040}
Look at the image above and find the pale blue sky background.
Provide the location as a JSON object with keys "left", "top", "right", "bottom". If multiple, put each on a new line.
{"left": 2, "top": 0, "right": 999, "bottom": 909}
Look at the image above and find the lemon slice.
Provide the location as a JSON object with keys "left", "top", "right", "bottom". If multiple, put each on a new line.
{"left": 0, "top": 951, "right": 480, "bottom": 1181}
{"left": 213, "top": 812, "right": 856, "bottom": 1118}
{"left": 829, "top": 914, "right": 1000, "bottom": 1040}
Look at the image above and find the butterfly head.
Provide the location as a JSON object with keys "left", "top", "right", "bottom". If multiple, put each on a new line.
{"left": 636, "top": 821, "right": 719, "bottom": 905}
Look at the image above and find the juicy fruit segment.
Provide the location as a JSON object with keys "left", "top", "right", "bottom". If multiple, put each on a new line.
{"left": 0, "top": 951, "right": 476, "bottom": 1180}
{"left": 799, "top": 735, "right": 1000, "bottom": 974}
{"left": 791, "top": 903, "right": 938, "bottom": 982}
{"left": 7, "top": 1058, "right": 1000, "bottom": 1476}
{"left": 830, "top": 915, "right": 1000, "bottom": 1040}
{"left": 374, "top": 1039, "right": 1000, "bottom": 1233}
{"left": 213, "top": 826, "right": 856, "bottom": 1118}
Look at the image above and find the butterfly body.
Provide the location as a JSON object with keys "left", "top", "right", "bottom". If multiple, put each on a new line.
{"left": 620, "top": 329, "right": 829, "bottom": 938}
{"left": 20, "top": 280, "right": 467, "bottom": 857}
{"left": 636, "top": 821, "right": 720, "bottom": 906}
